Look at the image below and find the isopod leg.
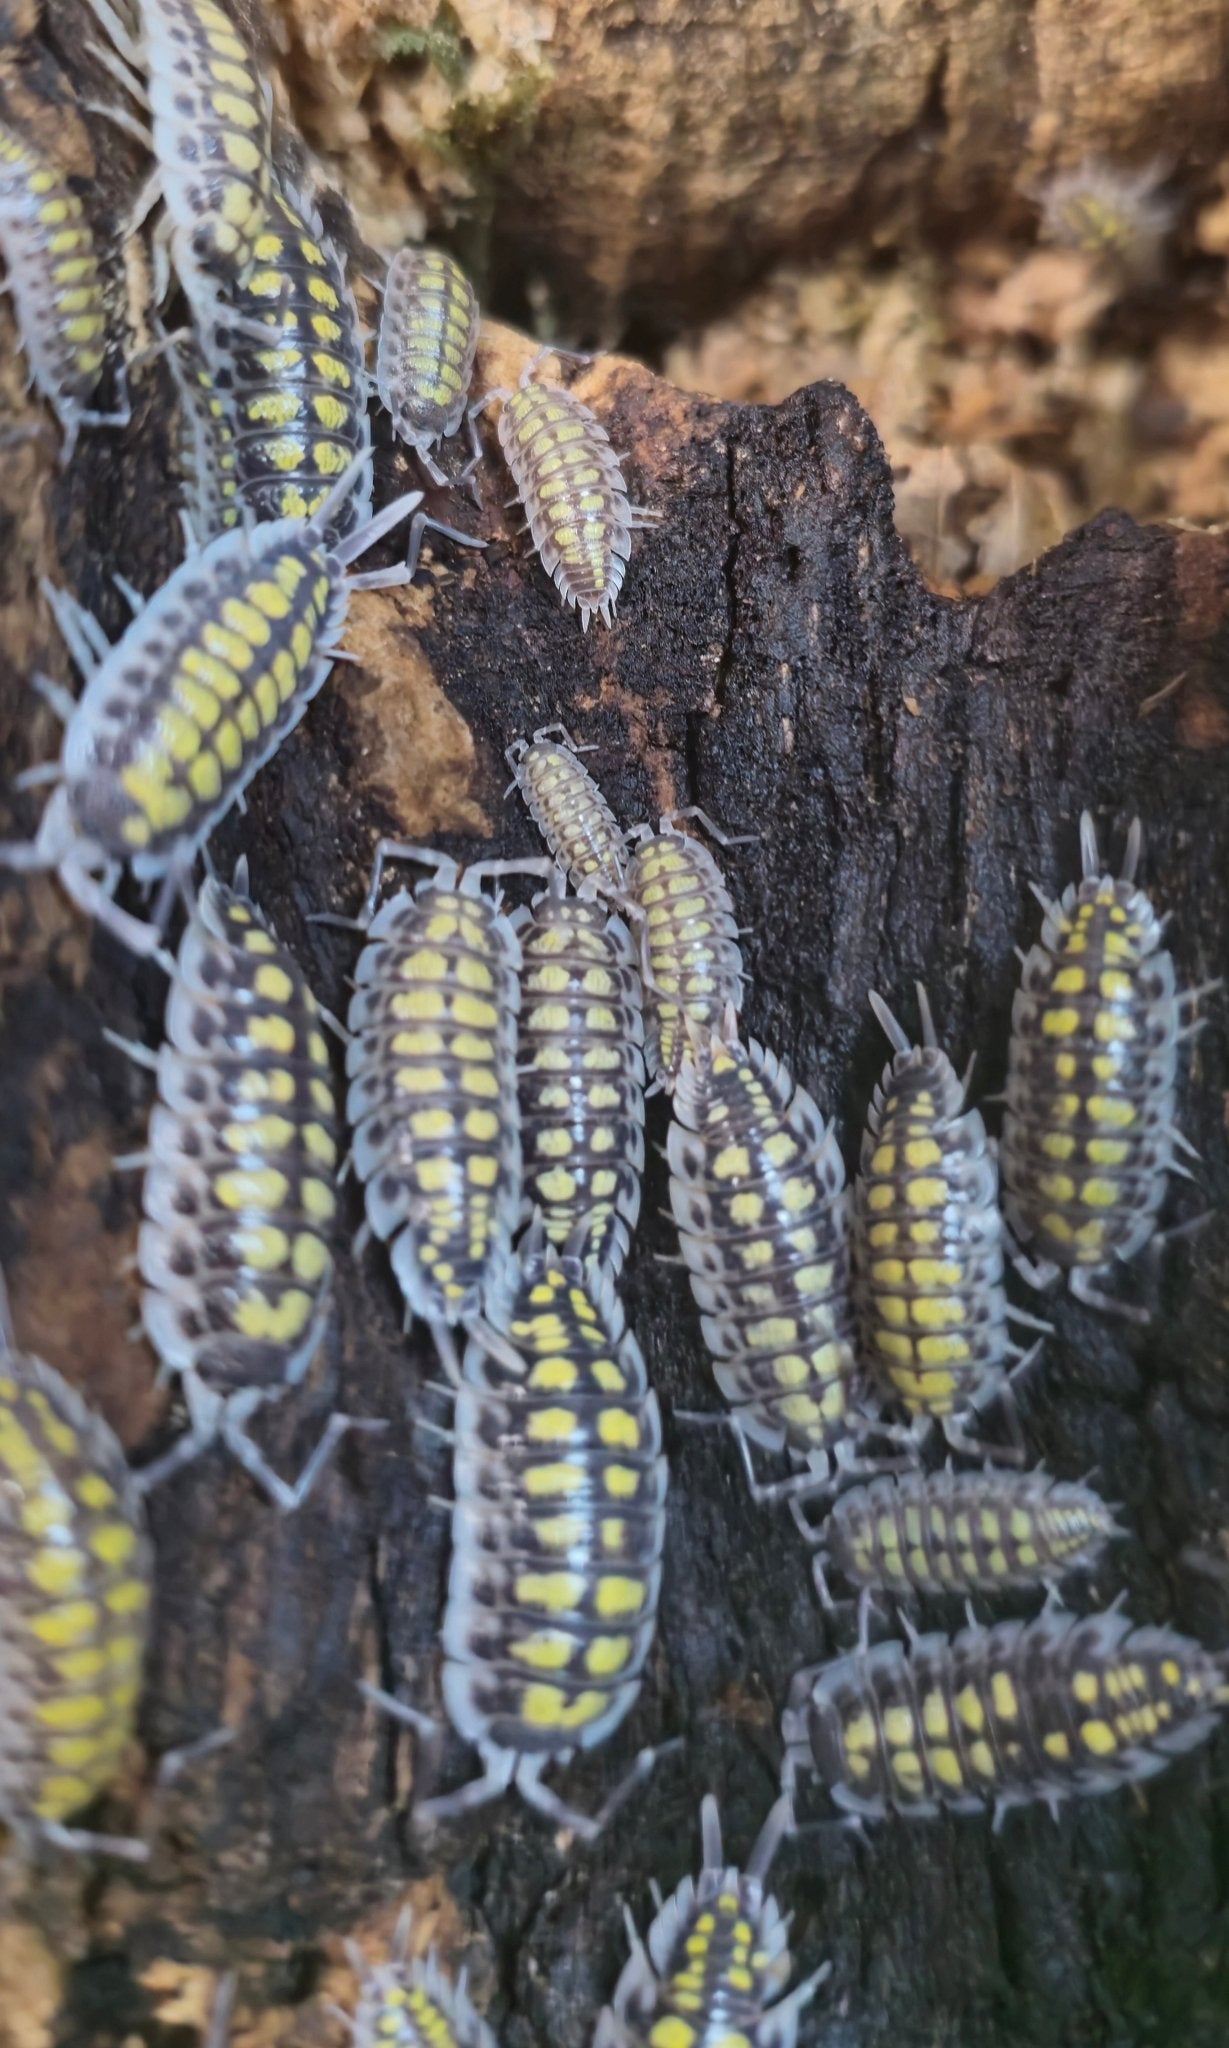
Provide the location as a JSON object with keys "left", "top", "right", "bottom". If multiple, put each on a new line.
{"left": 515, "top": 1736, "right": 677, "bottom": 1840}
{"left": 37, "top": 1819, "right": 149, "bottom": 1864}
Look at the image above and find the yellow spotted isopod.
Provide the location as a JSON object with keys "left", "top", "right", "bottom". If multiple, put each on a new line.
{"left": 480, "top": 351, "right": 660, "bottom": 631}
{"left": 854, "top": 986, "right": 1039, "bottom": 1457}
{"left": 783, "top": 1604, "right": 1229, "bottom": 1824}
{"left": 364, "top": 1220, "right": 668, "bottom": 1838}
{"left": 667, "top": 1010, "right": 867, "bottom": 1505}
{"left": 84, "top": 0, "right": 274, "bottom": 280}
{"left": 594, "top": 1795, "right": 829, "bottom": 2048}
{"left": 0, "top": 1282, "right": 152, "bottom": 1859}
{"left": 512, "top": 875, "right": 646, "bottom": 1278}
{"left": 1002, "top": 813, "right": 1210, "bottom": 1315}
{"left": 376, "top": 246, "right": 482, "bottom": 487}
{"left": 0, "top": 117, "right": 129, "bottom": 459}
{"left": 0, "top": 466, "right": 431, "bottom": 957}
{"left": 343, "top": 1905, "right": 496, "bottom": 2048}
{"left": 506, "top": 725, "right": 630, "bottom": 900}
{"left": 121, "top": 866, "right": 352, "bottom": 1511}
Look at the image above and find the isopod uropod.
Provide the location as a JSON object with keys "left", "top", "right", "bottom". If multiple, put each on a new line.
{"left": 1001, "top": 814, "right": 1208, "bottom": 1315}
{"left": 593, "top": 1795, "right": 830, "bottom": 2048}
{"left": 0, "top": 1280, "right": 153, "bottom": 1859}
{"left": 782, "top": 1604, "right": 1229, "bottom": 1825}
{"left": 480, "top": 352, "right": 660, "bottom": 631}
{"left": 364, "top": 1221, "right": 668, "bottom": 1838}
{"left": 0, "top": 116, "right": 129, "bottom": 459}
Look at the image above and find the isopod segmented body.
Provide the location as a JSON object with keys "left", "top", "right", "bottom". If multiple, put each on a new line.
{"left": 133, "top": 870, "right": 345, "bottom": 1508}
{"left": 0, "top": 118, "right": 127, "bottom": 459}
{"left": 0, "top": 1298, "right": 152, "bottom": 1855}
{"left": 854, "top": 989, "right": 1026, "bottom": 1453}
{"left": 814, "top": 1467, "right": 1122, "bottom": 1609}
{"left": 0, "top": 469, "right": 425, "bottom": 956}
{"left": 165, "top": 328, "right": 240, "bottom": 542}
{"left": 376, "top": 246, "right": 480, "bottom": 485}
{"left": 344, "top": 1907, "right": 496, "bottom": 2048}
{"left": 513, "top": 879, "right": 645, "bottom": 1276}
{"left": 782, "top": 1605, "right": 1229, "bottom": 1824}
{"left": 368, "top": 1223, "right": 667, "bottom": 1835}
{"left": 488, "top": 357, "right": 658, "bottom": 630}
{"left": 506, "top": 727, "right": 629, "bottom": 899}
{"left": 195, "top": 182, "right": 372, "bottom": 543}
{"left": 627, "top": 819, "right": 745, "bottom": 1088}
{"left": 86, "top": 0, "right": 273, "bottom": 280}
{"left": 345, "top": 848, "right": 525, "bottom": 1341}
{"left": 1001, "top": 814, "right": 1197, "bottom": 1312}
{"left": 594, "top": 1795, "right": 829, "bottom": 2048}
{"left": 667, "top": 1017, "right": 864, "bottom": 1497}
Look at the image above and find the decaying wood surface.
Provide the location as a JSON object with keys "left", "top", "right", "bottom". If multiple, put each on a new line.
{"left": 267, "top": 0, "right": 1229, "bottom": 333}
{"left": 3, "top": 8, "right": 1229, "bottom": 2048}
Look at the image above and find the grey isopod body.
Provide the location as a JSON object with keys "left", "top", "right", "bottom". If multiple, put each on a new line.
{"left": 812, "top": 1466, "right": 1123, "bottom": 1609}
{"left": 376, "top": 245, "right": 481, "bottom": 485}
{"left": 592, "top": 1795, "right": 830, "bottom": 2048}
{"left": 782, "top": 1605, "right": 1229, "bottom": 1824}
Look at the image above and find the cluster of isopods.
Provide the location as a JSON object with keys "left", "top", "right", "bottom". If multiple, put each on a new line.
{"left": 0, "top": 4, "right": 1223, "bottom": 2044}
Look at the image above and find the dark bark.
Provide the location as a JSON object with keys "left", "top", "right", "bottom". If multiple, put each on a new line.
{"left": 2, "top": 19, "right": 1229, "bottom": 2047}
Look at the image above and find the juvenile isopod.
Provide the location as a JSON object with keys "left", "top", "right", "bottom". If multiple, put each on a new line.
{"left": 811, "top": 1466, "right": 1123, "bottom": 1612}
{"left": 593, "top": 1795, "right": 829, "bottom": 2048}
{"left": 505, "top": 725, "right": 629, "bottom": 900}
{"left": 478, "top": 351, "right": 660, "bottom": 630}
{"left": 853, "top": 987, "right": 1041, "bottom": 1455}
{"left": 1001, "top": 813, "right": 1212, "bottom": 1316}
{"left": 376, "top": 245, "right": 482, "bottom": 486}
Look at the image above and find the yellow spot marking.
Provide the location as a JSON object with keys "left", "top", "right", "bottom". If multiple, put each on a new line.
{"left": 991, "top": 1672, "right": 1018, "bottom": 1720}
{"left": 249, "top": 1014, "right": 295, "bottom": 1054}
{"left": 843, "top": 1711, "right": 877, "bottom": 1753}
{"left": 215, "top": 1165, "right": 289, "bottom": 1211}
{"left": 595, "top": 1575, "right": 644, "bottom": 1617}
{"left": 1080, "top": 1719, "right": 1118, "bottom": 1756}
{"left": 882, "top": 1705, "right": 914, "bottom": 1747}
{"left": 88, "top": 1522, "right": 138, "bottom": 1568}
{"left": 1089, "top": 1095, "right": 1135, "bottom": 1127}
{"left": 955, "top": 1685, "right": 985, "bottom": 1733}
{"left": 233, "top": 1289, "right": 312, "bottom": 1342}
{"left": 1042, "top": 1007, "right": 1080, "bottom": 1037}
{"left": 520, "top": 1685, "right": 606, "bottom": 1731}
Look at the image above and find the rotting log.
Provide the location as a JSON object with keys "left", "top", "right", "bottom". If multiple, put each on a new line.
{"left": 3, "top": 40, "right": 1229, "bottom": 2048}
